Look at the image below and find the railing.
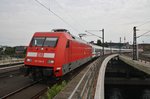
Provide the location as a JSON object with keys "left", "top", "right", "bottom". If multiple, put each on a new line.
{"left": 68, "top": 57, "right": 102, "bottom": 99}
{"left": 94, "top": 54, "right": 118, "bottom": 99}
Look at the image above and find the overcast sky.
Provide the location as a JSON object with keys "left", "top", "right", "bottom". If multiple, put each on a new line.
{"left": 0, "top": 0, "right": 150, "bottom": 46}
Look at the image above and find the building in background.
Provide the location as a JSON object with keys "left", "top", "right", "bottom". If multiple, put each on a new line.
{"left": 138, "top": 44, "right": 150, "bottom": 52}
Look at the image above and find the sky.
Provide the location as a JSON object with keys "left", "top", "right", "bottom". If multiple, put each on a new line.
{"left": 0, "top": 0, "right": 150, "bottom": 46}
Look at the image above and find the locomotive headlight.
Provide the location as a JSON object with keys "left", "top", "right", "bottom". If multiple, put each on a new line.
{"left": 47, "top": 60, "right": 54, "bottom": 64}
{"left": 26, "top": 58, "right": 32, "bottom": 62}
{"left": 56, "top": 67, "right": 61, "bottom": 70}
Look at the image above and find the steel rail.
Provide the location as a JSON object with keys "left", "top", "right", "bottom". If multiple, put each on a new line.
{"left": 0, "top": 59, "right": 24, "bottom": 65}
{"left": 0, "top": 81, "right": 40, "bottom": 99}
{"left": 0, "top": 64, "right": 23, "bottom": 70}
{"left": 31, "top": 87, "right": 48, "bottom": 99}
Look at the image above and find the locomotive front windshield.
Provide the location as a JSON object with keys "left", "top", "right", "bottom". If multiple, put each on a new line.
{"left": 31, "top": 37, "right": 58, "bottom": 47}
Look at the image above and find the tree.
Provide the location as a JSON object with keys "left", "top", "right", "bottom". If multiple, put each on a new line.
{"left": 104, "top": 42, "right": 109, "bottom": 47}
{"left": 96, "top": 39, "right": 101, "bottom": 46}
{"left": 90, "top": 41, "right": 94, "bottom": 44}
{"left": 0, "top": 48, "right": 3, "bottom": 55}
{"left": 4, "top": 47, "right": 15, "bottom": 55}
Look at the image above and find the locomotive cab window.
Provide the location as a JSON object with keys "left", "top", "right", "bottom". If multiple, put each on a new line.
{"left": 31, "top": 37, "right": 45, "bottom": 46}
{"left": 43, "top": 37, "right": 58, "bottom": 47}
{"left": 31, "top": 37, "right": 58, "bottom": 47}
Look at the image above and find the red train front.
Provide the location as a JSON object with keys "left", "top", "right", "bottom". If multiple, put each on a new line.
{"left": 24, "top": 29, "right": 92, "bottom": 80}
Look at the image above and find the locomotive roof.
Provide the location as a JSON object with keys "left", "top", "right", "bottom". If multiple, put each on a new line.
{"left": 33, "top": 32, "right": 89, "bottom": 45}
{"left": 33, "top": 32, "right": 71, "bottom": 38}
{"left": 51, "top": 29, "right": 70, "bottom": 33}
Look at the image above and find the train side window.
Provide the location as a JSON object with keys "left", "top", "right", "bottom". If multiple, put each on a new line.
{"left": 66, "top": 40, "right": 70, "bottom": 48}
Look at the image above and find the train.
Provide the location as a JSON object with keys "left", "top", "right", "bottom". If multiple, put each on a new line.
{"left": 24, "top": 29, "right": 132, "bottom": 80}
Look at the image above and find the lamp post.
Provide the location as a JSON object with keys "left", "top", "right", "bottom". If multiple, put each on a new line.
{"left": 133, "top": 26, "right": 138, "bottom": 60}
{"left": 85, "top": 29, "right": 105, "bottom": 55}
{"left": 119, "top": 37, "right": 122, "bottom": 54}
{"left": 102, "top": 29, "right": 104, "bottom": 55}
{"left": 133, "top": 26, "right": 150, "bottom": 60}
{"left": 110, "top": 40, "right": 112, "bottom": 53}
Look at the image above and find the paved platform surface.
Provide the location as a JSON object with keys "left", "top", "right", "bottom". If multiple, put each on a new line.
{"left": 119, "top": 55, "right": 150, "bottom": 75}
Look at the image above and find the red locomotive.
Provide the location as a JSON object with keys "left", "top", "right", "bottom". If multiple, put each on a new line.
{"left": 24, "top": 29, "right": 133, "bottom": 80}
{"left": 24, "top": 29, "right": 93, "bottom": 79}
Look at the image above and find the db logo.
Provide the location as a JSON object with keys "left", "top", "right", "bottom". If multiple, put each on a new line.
{"left": 37, "top": 53, "right": 44, "bottom": 57}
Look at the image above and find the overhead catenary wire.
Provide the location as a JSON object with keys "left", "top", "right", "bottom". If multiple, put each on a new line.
{"left": 34, "top": 0, "right": 80, "bottom": 33}
{"left": 144, "top": 35, "right": 150, "bottom": 36}
{"left": 137, "top": 30, "right": 150, "bottom": 38}
{"left": 136, "top": 20, "right": 150, "bottom": 27}
{"left": 53, "top": 0, "right": 85, "bottom": 30}
{"left": 85, "top": 31, "right": 103, "bottom": 39}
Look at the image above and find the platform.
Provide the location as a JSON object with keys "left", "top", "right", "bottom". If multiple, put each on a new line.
{"left": 119, "top": 55, "right": 150, "bottom": 75}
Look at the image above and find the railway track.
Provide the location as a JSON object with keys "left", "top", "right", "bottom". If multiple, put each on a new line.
{"left": 0, "top": 63, "right": 49, "bottom": 99}
{"left": 0, "top": 64, "right": 23, "bottom": 70}
{"left": 1, "top": 81, "right": 39, "bottom": 99}
{"left": 1, "top": 80, "right": 48, "bottom": 99}
{"left": 0, "top": 59, "right": 24, "bottom": 67}
{"left": 0, "top": 64, "right": 24, "bottom": 78}
{"left": 0, "top": 58, "right": 98, "bottom": 99}
{"left": 0, "top": 72, "right": 77, "bottom": 99}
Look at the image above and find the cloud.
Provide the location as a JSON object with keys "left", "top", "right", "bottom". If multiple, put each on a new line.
{"left": 0, "top": 0, "right": 150, "bottom": 46}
